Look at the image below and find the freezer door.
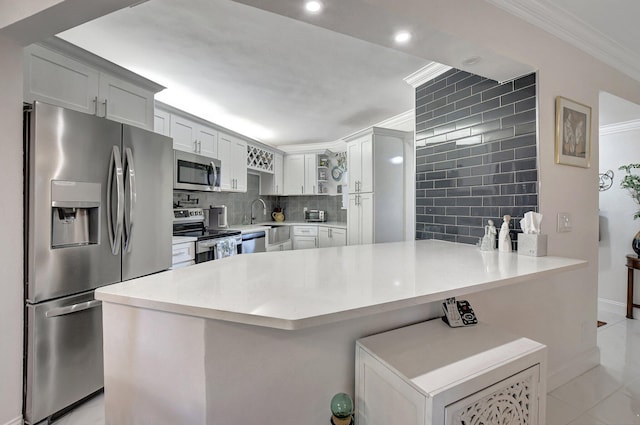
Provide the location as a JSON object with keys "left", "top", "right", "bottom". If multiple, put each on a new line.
{"left": 121, "top": 125, "right": 173, "bottom": 280}
{"left": 24, "top": 290, "right": 103, "bottom": 424}
{"left": 25, "top": 102, "right": 123, "bottom": 303}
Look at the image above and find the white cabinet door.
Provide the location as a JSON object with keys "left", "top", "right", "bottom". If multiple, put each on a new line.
{"left": 24, "top": 44, "right": 100, "bottom": 115}
{"left": 218, "top": 132, "right": 247, "bottom": 192}
{"left": 330, "top": 228, "right": 347, "bottom": 247}
{"left": 318, "top": 227, "right": 330, "bottom": 248}
{"left": 319, "top": 227, "right": 347, "bottom": 248}
{"left": 170, "top": 114, "right": 198, "bottom": 154}
{"left": 99, "top": 73, "right": 154, "bottom": 130}
{"left": 348, "top": 194, "right": 360, "bottom": 245}
{"left": 360, "top": 136, "right": 374, "bottom": 193}
{"left": 347, "top": 135, "right": 373, "bottom": 193}
{"left": 197, "top": 126, "right": 218, "bottom": 159}
{"left": 304, "top": 154, "right": 317, "bottom": 195}
{"left": 360, "top": 193, "right": 374, "bottom": 245}
{"left": 232, "top": 138, "right": 247, "bottom": 192}
{"left": 293, "top": 236, "right": 317, "bottom": 250}
{"left": 347, "top": 139, "right": 362, "bottom": 194}
{"left": 284, "top": 155, "right": 305, "bottom": 195}
{"left": 348, "top": 194, "right": 373, "bottom": 245}
{"left": 217, "top": 133, "right": 233, "bottom": 191}
{"left": 274, "top": 153, "right": 284, "bottom": 195}
{"left": 154, "top": 109, "right": 171, "bottom": 136}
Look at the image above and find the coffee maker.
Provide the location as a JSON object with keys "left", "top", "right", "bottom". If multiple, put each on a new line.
{"left": 207, "top": 205, "right": 228, "bottom": 229}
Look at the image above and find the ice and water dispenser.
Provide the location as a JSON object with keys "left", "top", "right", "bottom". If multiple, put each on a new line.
{"left": 51, "top": 180, "right": 101, "bottom": 248}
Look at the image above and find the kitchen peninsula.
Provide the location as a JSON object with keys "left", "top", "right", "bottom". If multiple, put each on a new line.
{"left": 96, "top": 240, "right": 586, "bottom": 425}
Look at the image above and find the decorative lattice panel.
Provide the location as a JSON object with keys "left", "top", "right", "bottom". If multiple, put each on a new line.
{"left": 247, "top": 144, "right": 274, "bottom": 173}
{"left": 450, "top": 369, "right": 535, "bottom": 425}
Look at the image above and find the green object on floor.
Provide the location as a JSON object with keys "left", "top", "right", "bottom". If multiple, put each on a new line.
{"left": 330, "top": 393, "right": 353, "bottom": 418}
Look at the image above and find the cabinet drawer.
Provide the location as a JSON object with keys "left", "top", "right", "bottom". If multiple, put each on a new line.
{"left": 293, "top": 225, "right": 318, "bottom": 236}
{"left": 172, "top": 241, "right": 195, "bottom": 264}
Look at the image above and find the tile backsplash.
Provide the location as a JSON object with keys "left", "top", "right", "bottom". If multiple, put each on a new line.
{"left": 174, "top": 174, "right": 346, "bottom": 225}
{"left": 415, "top": 70, "right": 538, "bottom": 246}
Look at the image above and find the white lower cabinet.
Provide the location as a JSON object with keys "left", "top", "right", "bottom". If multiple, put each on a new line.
{"left": 170, "top": 241, "right": 195, "bottom": 269}
{"left": 266, "top": 240, "right": 292, "bottom": 252}
{"left": 318, "top": 226, "right": 347, "bottom": 248}
{"left": 355, "top": 320, "right": 547, "bottom": 425}
{"left": 292, "top": 225, "right": 318, "bottom": 250}
{"left": 348, "top": 193, "right": 373, "bottom": 245}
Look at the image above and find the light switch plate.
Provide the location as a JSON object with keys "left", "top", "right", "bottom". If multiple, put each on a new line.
{"left": 557, "top": 212, "right": 572, "bottom": 232}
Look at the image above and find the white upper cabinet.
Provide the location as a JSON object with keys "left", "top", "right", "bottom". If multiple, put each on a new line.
{"left": 218, "top": 132, "right": 247, "bottom": 192}
{"left": 259, "top": 152, "right": 284, "bottom": 196}
{"left": 283, "top": 154, "right": 317, "bottom": 195}
{"left": 273, "top": 152, "right": 284, "bottom": 195}
{"left": 347, "top": 135, "right": 373, "bottom": 193}
{"left": 24, "top": 40, "right": 162, "bottom": 131}
{"left": 154, "top": 108, "right": 171, "bottom": 136}
{"left": 24, "top": 44, "right": 99, "bottom": 115}
{"left": 169, "top": 113, "right": 218, "bottom": 158}
{"left": 99, "top": 74, "right": 155, "bottom": 130}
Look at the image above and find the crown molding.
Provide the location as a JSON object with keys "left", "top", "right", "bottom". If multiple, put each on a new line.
{"left": 600, "top": 119, "right": 640, "bottom": 136}
{"left": 404, "top": 62, "right": 452, "bottom": 88}
{"left": 485, "top": 0, "right": 640, "bottom": 82}
{"left": 371, "top": 109, "right": 414, "bottom": 131}
{"left": 277, "top": 139, "right": 347, "bottom": 154}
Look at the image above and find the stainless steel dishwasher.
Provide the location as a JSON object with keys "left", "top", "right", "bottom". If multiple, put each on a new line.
{"left": 241, "top": 231, "right": 266, "bottom": 253}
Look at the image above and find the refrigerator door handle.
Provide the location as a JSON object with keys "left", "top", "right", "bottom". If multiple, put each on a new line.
{"left": 107, "top": 145, "right": 125, "bottom": 255}
{"left": 123, "top": 147, "right": 137, "bottom": 253}
{"left": 45, "top": 300, "right": 102, "bottom": 318}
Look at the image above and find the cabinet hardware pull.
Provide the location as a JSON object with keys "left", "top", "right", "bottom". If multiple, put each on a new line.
{"left": 194, "top": 141, "right": 198, "bottom": 152}
{"left": 93, "top": 96, "right": 98, "bottom": 116}
{"left": 102, "top": 99, "right": 108, "bottom": 118}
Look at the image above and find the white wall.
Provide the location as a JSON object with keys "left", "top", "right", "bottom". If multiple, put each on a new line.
{"left": 599, "top": 126, "right": 640, "bottom": 307}
{"left": 0, "top": 35, "right": 24, "bottom": 425}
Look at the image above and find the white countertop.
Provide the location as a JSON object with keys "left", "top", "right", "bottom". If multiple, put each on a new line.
{"left": 96, "top": 240, "right": 587, "bottom": 330}
{"left": 227, "top": 224, "right": 271, "bottom": 234}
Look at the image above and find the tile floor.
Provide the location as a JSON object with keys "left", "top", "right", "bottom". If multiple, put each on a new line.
{"left": 51, "top": 307, "right": 640, "bottom": 425}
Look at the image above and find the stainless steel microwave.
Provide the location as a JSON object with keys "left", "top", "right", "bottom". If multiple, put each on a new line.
{"left": 174, "top": 150, "right": 221, "bottom": 192}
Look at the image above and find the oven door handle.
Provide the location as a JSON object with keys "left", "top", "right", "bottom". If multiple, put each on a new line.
{"left": 45, "top": 300, "right": 102, "bottom": 318}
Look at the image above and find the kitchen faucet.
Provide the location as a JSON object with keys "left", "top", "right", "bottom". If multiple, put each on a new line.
{"left": 250, "top": 198, "right": 267, "bottom": 224}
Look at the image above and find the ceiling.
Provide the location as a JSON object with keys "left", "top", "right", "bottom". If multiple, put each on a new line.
{"left": 59, "top": 0, "right": 433, "bottom": 147}
{"left": 58, "top": 0, "right": 640, "bottom": 146}
{"left": 58, "top": 0, "right": 537, "bottom": 148}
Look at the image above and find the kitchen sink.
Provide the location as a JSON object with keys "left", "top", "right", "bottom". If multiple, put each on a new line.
{"left": 267, "top": 225, "right": 290, "bottom": 245}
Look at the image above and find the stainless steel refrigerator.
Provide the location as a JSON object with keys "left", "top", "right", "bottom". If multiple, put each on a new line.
{"left": 23, "top": 101, "right": 173, "bottom": 424}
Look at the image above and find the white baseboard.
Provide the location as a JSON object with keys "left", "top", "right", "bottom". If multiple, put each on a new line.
{"left": 547, "top": 346, "right": 600, "bottom": 391}
{"left": 598, "top": 297, "right": 626, "bottom": 315}
{"left": 2, "top": 416, "right": 23, "bottom": 425}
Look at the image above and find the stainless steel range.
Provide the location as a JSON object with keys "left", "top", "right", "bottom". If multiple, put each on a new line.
{"left": 173, "top": 208, "right": 242, "bottom": 262}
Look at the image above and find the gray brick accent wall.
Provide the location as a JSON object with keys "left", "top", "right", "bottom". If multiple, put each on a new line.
{"left": 415, "top": 70, "right": 538, "bottom": 245}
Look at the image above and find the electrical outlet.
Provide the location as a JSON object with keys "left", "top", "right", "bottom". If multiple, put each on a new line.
{"left": 557, "top": 212, "right": 572, "bottom": 233}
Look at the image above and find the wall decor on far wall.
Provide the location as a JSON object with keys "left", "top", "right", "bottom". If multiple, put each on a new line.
{"left": 555, "top": 96, "right": 592, "bottom": 168}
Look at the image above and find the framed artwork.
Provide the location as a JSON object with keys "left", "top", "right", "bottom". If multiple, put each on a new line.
{"left": 555, "top": 96, "right": 591, "bottom": 168}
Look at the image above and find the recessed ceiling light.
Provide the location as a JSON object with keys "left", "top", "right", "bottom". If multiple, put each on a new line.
{"left": 394, "top": 31, "right": 412, "bottom": 44}
{"left": 462, "top": 56, "right": 482, "bottom": 66}
{"left": 305, "top": 1, "right": 323, "bottom": 13}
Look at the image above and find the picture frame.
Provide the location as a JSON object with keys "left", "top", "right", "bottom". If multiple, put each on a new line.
{"left": 555, "top": 96, "right": 591, "bottom": 168}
